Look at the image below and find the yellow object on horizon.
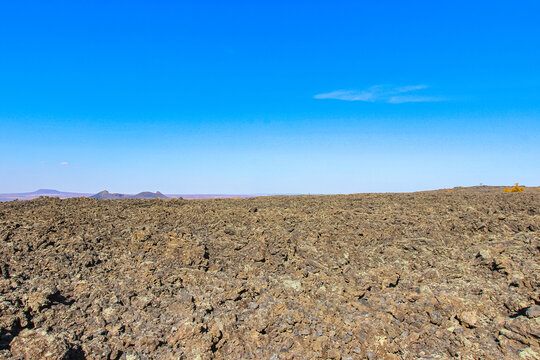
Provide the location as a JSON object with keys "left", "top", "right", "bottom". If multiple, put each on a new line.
{"left": 504, "top": 183, "right": 524, "bottom": 193}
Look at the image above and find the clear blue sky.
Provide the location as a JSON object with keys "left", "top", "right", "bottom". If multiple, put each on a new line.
{"left": 1, "top": 1, "right": 539, "bottom": 194}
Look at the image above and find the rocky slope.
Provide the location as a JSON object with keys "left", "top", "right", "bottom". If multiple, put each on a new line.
{"left": 0, "top": 193, "right": 538, "bottom": 359}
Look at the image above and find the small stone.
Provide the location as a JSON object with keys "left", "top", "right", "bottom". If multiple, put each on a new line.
{"left": 476, "top": 249, "right": 491, "bottom": 260}
{"left": 248, "top": 301, "right": 259, "bottom": 309}
{"left": 328, "top": 348, "right": 341, "bottom": 358}
{"left": 525, "top": 305, "right": 540, "bottom": 318}
{"left": 458, "top": 311, "right": 478, "bottom": 328}
{"left": 283, "top": 279, "right": 302, "bottom": 291}
{"left": 429, "top": 310, "right": 443, "bottom": 325}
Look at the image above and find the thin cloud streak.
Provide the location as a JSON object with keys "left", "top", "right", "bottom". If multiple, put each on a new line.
{"left": 394, "top": 85, "right": 428, "bottom": 93}
{"left": 314, "top": 84, "right": 445, "bottom": 103}
{"left": 314, "top": 90, "right": 374, "bottom": 101}
{"left": 388, "top": 95, "right": 446, "bottom": 104}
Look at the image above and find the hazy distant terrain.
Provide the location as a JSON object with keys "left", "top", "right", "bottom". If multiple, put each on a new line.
{"left": 1, "top": 186, "right": 538, "bottom": 202}
{"left": 0, "top": 189, "right": 93, "bottom": 202}
{"left": 0, "top": 189, "right": 258, "bottom": 202}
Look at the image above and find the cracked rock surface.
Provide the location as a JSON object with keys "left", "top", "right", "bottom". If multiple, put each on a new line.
{"left": 0, "top": 193, "right": 539, "bottom": 359}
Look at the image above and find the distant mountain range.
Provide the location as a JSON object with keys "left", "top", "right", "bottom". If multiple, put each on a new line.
{"left": 90, "top": 190, "right": 169, "bottom": 199}
{"left": 0, "top": 189, "right": 256, "bottom": 201}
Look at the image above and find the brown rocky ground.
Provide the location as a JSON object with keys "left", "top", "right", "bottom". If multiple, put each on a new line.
{"left": 0, "top": 192, "right": 538, "bottom": 359}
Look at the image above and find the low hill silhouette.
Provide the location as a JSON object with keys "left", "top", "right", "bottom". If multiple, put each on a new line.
{"left": 90, "top": 190, "right": 169, "bottom": 199}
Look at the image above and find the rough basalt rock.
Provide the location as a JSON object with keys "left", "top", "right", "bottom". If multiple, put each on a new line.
{"left": 0, "top": 193, "right": 539, "bottom": 359}
{"left": 9, "top": 329, "right": 76, "bottom": 360}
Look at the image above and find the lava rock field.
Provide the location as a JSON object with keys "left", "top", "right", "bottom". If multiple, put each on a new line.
{"left": 0, "top": 192, "right": 538, "bottom": 359}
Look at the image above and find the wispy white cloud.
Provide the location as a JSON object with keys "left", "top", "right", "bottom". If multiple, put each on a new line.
{"left": 388, "top": 95, "right": 445, "bottom": 104}
{"left": 60, "top": 161, "right": 69, "bottom": 166}
{"left": 314, "top": 90, "right": 375, "bottom": 101}
{"left": 314, "top": 84, "right": 445, "bottom": 103}
{"left": 394, "top": 84, "right": 428, "bottom": 93}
